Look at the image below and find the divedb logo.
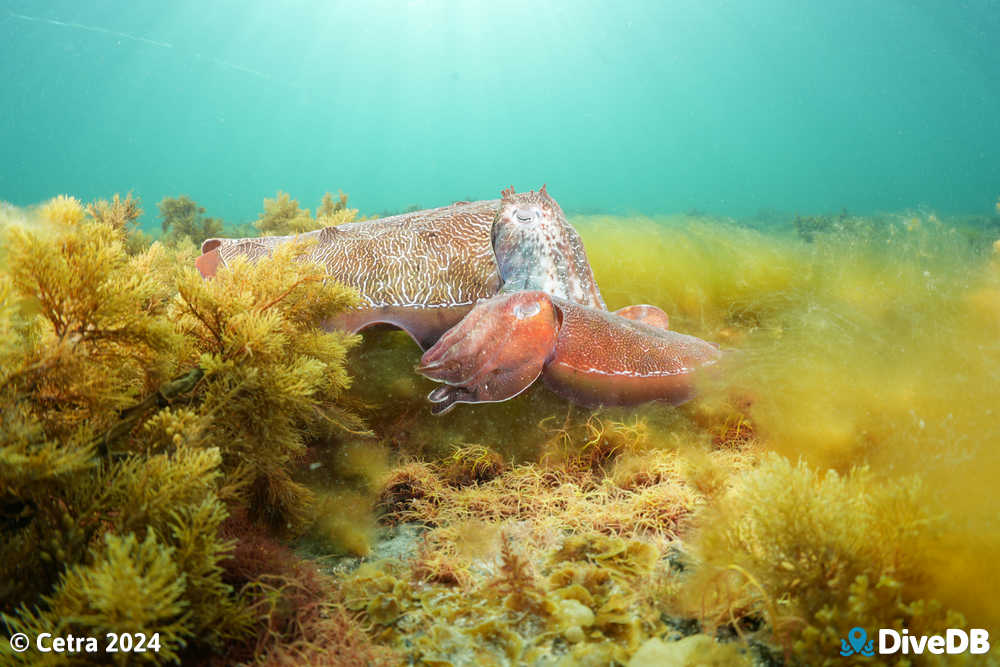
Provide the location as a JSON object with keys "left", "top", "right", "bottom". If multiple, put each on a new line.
{"left": 839, "top": 626, "right": 991, "bottom": 657}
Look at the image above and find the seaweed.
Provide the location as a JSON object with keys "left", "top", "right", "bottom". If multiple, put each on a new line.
{"left": 256, "top": 190, "right": 360, "bottom": 236}
{"left": 579, "top": 212, "right": 1000, "bottom": 647}
{"left": 3, "top": 197, "right": 998, "bottom": 663}
{"left": 791, "top": 208, "right": 858, "bottom": 242}
{"left": 2, "top": 202, "right": 178, "bottom": 443}
{"left": 339, "top": 515, "right": 745, "bottom": 665}
{"left": 170, "top": 237, "right": 362, "bottom": 533}
{"left": 0, "top": 196, "right": 379, "bottom": 663}
{"left": 255, "top": 191, "right": 315, "bottom": 235}
{"left": 628, "top": 634, "right": 751, "bottom": 666}
{"left": 239, "top": 567, "right": 399, "bottom": 666}
{"left": 158, "top": 195, "right": 224, "bottom": 245}
{"left": 86, "top": 192, "right": 152, "bottom": 254}
{"left": 678, "top": 455, "right": 969, "bottom": 664}
{"left": 8, "top": 530, "right": 191, "bottom": 663}
{"left": 316, "top": 190, "right": 359, "bottom": 226}
{"left": 440, "top": 444, "right": 507, "bottom": 487}
{"left": 331, "top": 412, "right": 757, "bottom": 665}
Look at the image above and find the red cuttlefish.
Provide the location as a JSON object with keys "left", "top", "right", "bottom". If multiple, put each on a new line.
{"left": 195, "top": 186, "right": 720, "bottom": 414}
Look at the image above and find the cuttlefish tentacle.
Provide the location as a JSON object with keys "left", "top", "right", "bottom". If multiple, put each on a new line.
{"left": 416, "top": 292, "right": 719, "bottom": 413}
{"left": 416, "top": 291, "right": 560, "bottom": 415}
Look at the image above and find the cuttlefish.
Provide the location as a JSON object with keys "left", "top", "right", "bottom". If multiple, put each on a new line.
{"left": 195, "top": 186, "right": 720, "bottom": 414}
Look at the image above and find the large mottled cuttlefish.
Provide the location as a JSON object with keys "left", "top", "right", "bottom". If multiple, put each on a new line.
{"left": 195, "top": 186, "right": 720, "bottom": 414}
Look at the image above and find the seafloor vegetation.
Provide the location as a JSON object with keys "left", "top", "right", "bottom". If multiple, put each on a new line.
{"left": 0, "top": 193, "right": 998, "bottom": 665}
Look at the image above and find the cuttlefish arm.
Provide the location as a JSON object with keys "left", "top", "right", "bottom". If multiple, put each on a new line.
{"left": 416, "top": 292, "right": 719, "bottom": 414}
{"left": 543, "top": 298, "right": 718, "bottom": 408}
{"left": 415, "top": 291, "right": 560, "bottom": 414}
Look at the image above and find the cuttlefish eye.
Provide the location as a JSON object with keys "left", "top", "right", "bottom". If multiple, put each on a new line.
{"left": 513, "top": 300, "right": 542, "bottom": 320}
{"left": 515, "top": 207, "right": 542, "bottom": 222}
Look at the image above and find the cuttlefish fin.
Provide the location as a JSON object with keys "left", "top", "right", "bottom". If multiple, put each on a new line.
{"left": 416, "top": 291, "right": 560, "bottom": 414}
{"left": 613, "top": 304, "right": 670, "bottom": 330}
{"left": 196, "top": 235, "right": 290, "bottom": 279}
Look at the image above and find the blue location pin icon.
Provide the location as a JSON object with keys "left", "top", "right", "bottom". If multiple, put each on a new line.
{"left": 848, "top": 627, "right": 868, "bottom": 654}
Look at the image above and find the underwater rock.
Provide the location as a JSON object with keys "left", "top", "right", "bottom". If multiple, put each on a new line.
{"left": 628, "top": 635, "right": 750, "bottom": 667}
{"left": 195, "top": 185, "right": 720, "bottom": 414}
{"left": 555, "top": 598, "right": 596, "bottom": 632}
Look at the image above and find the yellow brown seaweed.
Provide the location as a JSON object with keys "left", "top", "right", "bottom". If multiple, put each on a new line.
{"left": 2, "top": 195, "right": 998, "bottom": 664}
{"left": 0, "top": 195, "right": 388, "bottom": 664}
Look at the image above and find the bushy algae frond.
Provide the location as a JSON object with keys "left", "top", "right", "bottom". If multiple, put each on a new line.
{"left": 0, "top": 196, "right": 384, "bottom": 663}
{"left": 577, "top": 214, "right": 809, "bottom": 339}
{"left": 317, "top": 189, "right": 359, "bottom": 226}
{"left": 256, "top": 190, "right": 361, "bottom": 236}
{"left": 576, "top": 212, "right": 1000, "bottom": 660}
{"left": 86, "top": 192, "right": 153, "bottom": 254}
{"left": 10, "top": 530, "right": 190, "bottom": 663}
{"left": 2, "top": 199, "right": 177, "bottom": 443}
{"left": 86, "top": 192, "right": 142, "bottom": 231}
{"left": 36, "top": 194, "right": 86, "bottom": 226}
{"left": 158, "top": 194, "right": 224, "bottom": 246}
{"left": 169, "top": 236, "right": 362, "bottom": 534}
{"left": 679, "top": 455, "right": 967, "bottom": 664}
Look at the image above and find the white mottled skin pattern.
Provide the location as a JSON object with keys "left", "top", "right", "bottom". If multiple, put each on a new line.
{"left": 201, "top": 188, "right": 609, "bottom": 347}
{"left": 207, "top": 190, "right": 605, "bottom": 311}
{"left": 208, "top": 200, "right": 502, "bottom": 309}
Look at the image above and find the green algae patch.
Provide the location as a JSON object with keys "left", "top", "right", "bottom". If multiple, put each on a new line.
{"left": 577, "top": 213, "right": 809, "bottom": 340}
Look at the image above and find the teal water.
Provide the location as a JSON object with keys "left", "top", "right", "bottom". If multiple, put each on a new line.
{"left": 2, "top": 0, "right": 998, "bottom": 230}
